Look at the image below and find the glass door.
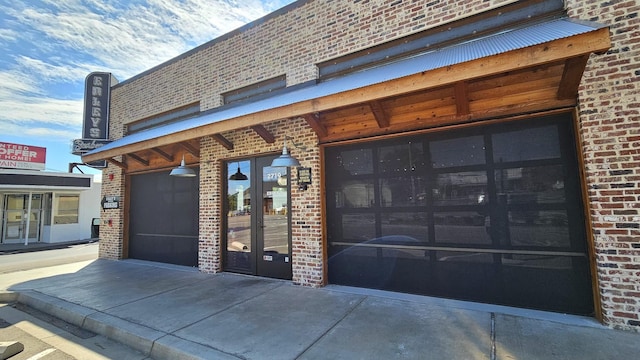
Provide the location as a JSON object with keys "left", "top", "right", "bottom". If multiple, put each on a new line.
{"left": 225, "top": 156, "right": 292, "bottom": 280}
{"left": 2, "top": 194, "right": 42, "bottom": 243}
{"left": 256, "top": 156, "right": 291, "bottom": 279}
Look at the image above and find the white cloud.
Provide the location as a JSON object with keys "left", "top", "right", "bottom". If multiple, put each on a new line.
{"left": 0, "top": 0, "right": 294, "bottom": 145}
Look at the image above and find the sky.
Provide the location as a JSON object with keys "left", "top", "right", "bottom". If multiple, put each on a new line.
{"left": 0, "top": 0, "right": 295, "bottom": 179}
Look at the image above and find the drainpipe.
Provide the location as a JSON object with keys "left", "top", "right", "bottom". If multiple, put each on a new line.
{"left": 24, "top": 192, "right": 32, "bottom": 246}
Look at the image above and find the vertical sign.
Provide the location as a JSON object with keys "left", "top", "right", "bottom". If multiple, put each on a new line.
{"left": 82, "top": 72, "right": 115, "bottom": 140}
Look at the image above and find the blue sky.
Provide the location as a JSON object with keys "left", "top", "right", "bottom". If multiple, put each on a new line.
{"left": 0, "top": 0, "right": 294, "bottom": 178}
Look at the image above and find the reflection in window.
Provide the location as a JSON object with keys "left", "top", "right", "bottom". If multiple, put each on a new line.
{"left": 501, "top": 254, "right": 572, "bottom": 269}
{"left": 430, "top": 136, "right": 485, "bottom": 168}
{"left": 54, "top": 194, "right": 79, "bottom": 224}
{"left": 378, "top": 142, "right": 425, "bottom": 174}
{"left": 495, "top": 165, "right": 565, "bottom": 204}
{"left": 434, "top": 211, "right": 491, "bottom": 245}
{"left": 331, "top": 148, "right": 373, "bottom": 175}
{"left": 508, "top": 210, "right": 570, "bottom": 248}
{"left": 433, "top": 171, "right": 488, "bottom": 206}
{"left": 381, "top": 212, "right": 429, "bottom": 242}
{"left": 334, "top": 180, "right": 375, "bottom": 208}
{"left": 436, "top": 251, "right": 493, "bottom": 263}
{"left": 227, "top": 160, "right": 251, "bottom": 255}
{"left": 492, "top": 125, "right": 560, "bottom": 162}
{"left": 380, "top": 177, "right": 427, "bottom": 207}
{"left": 342, "top": 214, "right": 376, "bottom": 241}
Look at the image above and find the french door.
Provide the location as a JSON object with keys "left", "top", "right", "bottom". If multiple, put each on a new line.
{"left": 224, "top": 155, "right": 292, "bottom": 280}
{"left": 2, "top": 194, "right": 42, "bottom": 243}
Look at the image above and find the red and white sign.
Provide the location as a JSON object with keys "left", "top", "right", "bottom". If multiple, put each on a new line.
{"left": 0, "top": 142, "right": 46, "bottom": 170}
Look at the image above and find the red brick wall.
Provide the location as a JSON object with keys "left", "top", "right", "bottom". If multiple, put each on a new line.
{"left": 197, "top": 118, "right": 322, "bottom": 286}
{"left": 568, "top": 0, "right": 640, "bottom": 331}
{"left": 99, "top": 0, "right": 640, "bottom": 331}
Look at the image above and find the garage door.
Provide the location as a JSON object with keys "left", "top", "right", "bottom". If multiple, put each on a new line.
{"left": 325, "top": 114, "right": 594, "bottom": 315}
{"left": 129, "top": 170, "right": 199, "bottom": 266}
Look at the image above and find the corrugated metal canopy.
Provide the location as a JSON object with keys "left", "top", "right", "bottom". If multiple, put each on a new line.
{"left": 84, "top": 18, "right": 608, "bottom": 161}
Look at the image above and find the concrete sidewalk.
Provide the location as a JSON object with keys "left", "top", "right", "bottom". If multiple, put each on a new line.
{"left": 1, "top": 259, "right": 639, "bottom": 360}
{"left": 0, "top": 239, "right": 97, "bottom": 255}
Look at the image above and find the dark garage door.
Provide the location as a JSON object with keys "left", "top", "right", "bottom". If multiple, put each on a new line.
{"left": 325, "top": 114, "right": 594, "bottom": 315}
{"left": 129, "top": 169, "right": 199, "bottom": 266}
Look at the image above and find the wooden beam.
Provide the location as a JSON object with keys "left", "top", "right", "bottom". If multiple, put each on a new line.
{"left": 250, "top": 125, "right": 276, "bottom": 143}
{"left": 106, "top": 158, "right": 127, "bottom": 170}
{"left": 369, "top": 100, "right": 390, "bottom": 128}
{"left": 212, "top": 134, "right": 234, "bottom": 150}
{"left": 82, "top": 28, "right": 610, "bottom": 163}
{"left": 557, "top": 55, "right": 590, "bottom": 100}
{"left": 321, "top": 98, "right": 577, "bottom": 143}
{"left": 150, "top": 147, "right": 174, "bottom": 162}
{"left": 303, "top": 113, "right": 328, "bottom": 137}
{"left": 180, "top": 142, "right": 200, "bottom": 158}
{"left": 126, "top": 153, "right": 149, "bottom": 166}
{"left": 454, "top": 82, "right": 470, "bottom": 116}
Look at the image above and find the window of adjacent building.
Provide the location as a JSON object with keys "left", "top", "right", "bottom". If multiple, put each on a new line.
{"left": 54, "top": 194, "right": 79, "bottom": 224}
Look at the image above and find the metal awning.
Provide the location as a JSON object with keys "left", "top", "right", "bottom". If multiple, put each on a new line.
{"left": 83, "top": 17, "right": 610, "bottom": 163}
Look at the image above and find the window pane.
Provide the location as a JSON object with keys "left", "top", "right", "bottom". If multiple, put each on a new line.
{"left": 508, "top": 210, "right": 570, "bottom": 248}
{"left": 434, "top": 211, "right": 491, "bottom": 245}
{"left": 381, "top": 212, "right": 429, "bottom": 243}
{"left": 495, "top": 165, "right": 565, "bottom": 204}
{"left": 342, "top": 214, "right": 376, "bottom": 241}
{"left": 54, "top": 195, "right": 79, "bottom": 224}
{"left": 330, "top": 148, "right": 373, "bottom": 175}
{"left": 334, "top": 180, "right": 375, "bottom": 208}
{"left": 380, "top": 177, "right": 427, "bottom": 207}
{"left": 430, "top": 136, "right": 485, "bottom": 168}
{"left": 378, "top": 142, "right": 424, "bottom": 174}
{"left": 433, "top": 171, "right": 488, "bottom": 206}
{"left": 493, "top": 125, "right": 560, "bottom": 162}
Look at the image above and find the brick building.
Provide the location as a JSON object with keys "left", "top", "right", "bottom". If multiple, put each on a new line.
{"left": 82, "top": 0, "right": 640, "bottom": 331}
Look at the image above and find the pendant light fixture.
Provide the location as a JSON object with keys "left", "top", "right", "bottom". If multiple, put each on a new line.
{"left": 170, "top": 154, "right": 196, "bottom": 177}
{"left": 271, "top": 137, "right": 301, "bottom": 167}
{"left": 229, "top": 162, "right": 248, "bottom": 180}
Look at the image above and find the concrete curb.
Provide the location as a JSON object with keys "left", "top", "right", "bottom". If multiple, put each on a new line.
{"left": 151, "top": 335, "right": 240, "bottom": 360}
{"left": 83, "top": 311, "right": 164, "bottom": 355}
{"left": 12, "top": 291, "right": 223, "bottom": 359}
{"left": 17, "top": 291, "right": 95, "bottom": 328}
{"left": 0, "top": 291, "right": 18, "bottom": 303}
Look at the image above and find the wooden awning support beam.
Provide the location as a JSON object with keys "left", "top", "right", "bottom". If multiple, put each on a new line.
{"left": 369, "top": 101, "right": 390, "bottom": 128}
{"left": 303, "top": 113, "right": 328, "bottom": 137}
{"left": 81, "top": 28, "right": 611, "bottom": 163}
{"left": 126, "top": 153, "right": 149, "bottom": 167}
{"left": 557, "top": 55, "right": 590, "bottom": 100}
{"left": 180, "top": 142, "right": 200, "bottom": 158}
{"left": 455, "top": 81, "right": 470, "bottom": 116}
{"left": 151, "top": 147, "right": 173, "bottom": 162}
{"left": 107, "top": 158, "right": 127, "bottom": 170}
{"left": 250, "top": 125, "right": 275, "bottom": 143}
{"left": 212, "top": 134, "right": 234, "bottom": 150}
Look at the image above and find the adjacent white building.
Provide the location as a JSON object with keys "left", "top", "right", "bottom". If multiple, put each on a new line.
{"left": 0, "top": 168, "right": 101, "bottom": 244}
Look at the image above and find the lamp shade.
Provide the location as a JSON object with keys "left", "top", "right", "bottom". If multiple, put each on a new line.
{"left": 229, "top": 164, "right": 248, "bottom": 180}
{"left": 271, "top": 145, "right": 301, "bottom": 167}
{"left": 170, "top": 155, "right": 196, "bottom": 177}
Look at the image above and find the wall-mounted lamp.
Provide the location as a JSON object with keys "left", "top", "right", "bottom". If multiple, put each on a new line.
{"left": 170, "top": 154, "right": 196, "bottom": 177}
{"left": 229, "top": 162, "right": 248, "bottom": 180}
{"left": 271, "top": 136, "right": 304, "bottom": 167}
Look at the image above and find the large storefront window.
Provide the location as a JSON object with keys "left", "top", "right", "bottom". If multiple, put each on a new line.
{"left": 54, "top": 194, "right": 79, "bottom": 224}
{"left": 326, "top": 114, "right": 593, "bottom": 315}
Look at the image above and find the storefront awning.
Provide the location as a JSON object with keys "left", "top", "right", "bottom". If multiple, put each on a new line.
{"left": 83, "top": 17, "right": 610, "bottom": 164}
